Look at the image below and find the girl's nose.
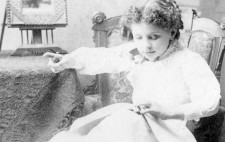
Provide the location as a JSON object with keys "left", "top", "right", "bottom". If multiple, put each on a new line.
{"left": 141, "top": 41, "right": 152, "bottom": 52}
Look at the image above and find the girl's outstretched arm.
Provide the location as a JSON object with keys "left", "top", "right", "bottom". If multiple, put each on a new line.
{"left": 44, "top": 42, "right": 136, "bottom": 74}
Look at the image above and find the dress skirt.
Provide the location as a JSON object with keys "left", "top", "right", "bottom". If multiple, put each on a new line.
{"left": 49, "top": 103, "right": 196, "bottom": 142}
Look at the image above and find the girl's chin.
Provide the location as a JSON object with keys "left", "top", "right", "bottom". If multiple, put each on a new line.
{"left": 144, "top": 55, "right": 158, "bottom": 62}
{"left": 148, "top": 58, "right": 157, "bottom": 62}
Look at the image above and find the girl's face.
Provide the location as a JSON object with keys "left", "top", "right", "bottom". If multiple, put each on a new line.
{"left": 131, "top": 22, "right": 173, "bottom": 62}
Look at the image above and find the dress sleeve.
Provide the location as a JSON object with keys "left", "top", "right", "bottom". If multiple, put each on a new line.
{"left": 60, "top": 42, "right": 135, "bottom": 75}
{"left": 179, "top": 52, "right": 221, "bottom": 121}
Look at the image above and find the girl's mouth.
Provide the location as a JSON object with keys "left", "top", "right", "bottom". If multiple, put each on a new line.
{"left": 144, "top": 51, "right": 155, "bottom": 54}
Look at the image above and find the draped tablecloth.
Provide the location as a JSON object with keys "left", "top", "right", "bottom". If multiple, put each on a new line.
{"left": 0, "top": 51, "right": 85, "bottom": 142}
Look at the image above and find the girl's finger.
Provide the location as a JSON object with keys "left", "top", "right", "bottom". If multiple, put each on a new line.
{"left": 134, "top": 107, "right": 141, "bottom": 114}
{"left": 128, "top": 106, "right": 141, "bottom": 114}
{"left": 52, "top": 57, "right": 60, "bottom": 63}
{"left": 140, "top": 108, "right": 151, "bottom": 114}
{"left": 140, "top": 109, "right": 157, "bottom": 116}
{"left": 48, "top": 60, "right": 64, "bottom": 73}
{"left": 48, "top": 58, "right": 56, "bottom": 66}
{"left": 137, "top": 103, "right": 151, "bottom": 109}
{"left": 43, "top": 52, "right": 57, "bottom": 58}
{"left": 48, "top": 59, "right": 61, "bottom": 68}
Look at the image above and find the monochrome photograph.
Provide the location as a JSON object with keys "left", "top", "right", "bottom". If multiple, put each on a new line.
{"left": 0, "top": 0, "right": 225, "bottom": 142}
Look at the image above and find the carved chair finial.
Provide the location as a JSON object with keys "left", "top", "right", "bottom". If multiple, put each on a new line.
{"left": 221, "top": 17, "right": 225, "bottom": 30}
{"left": 92, "top": 11, "right": 106, "bottom": 24}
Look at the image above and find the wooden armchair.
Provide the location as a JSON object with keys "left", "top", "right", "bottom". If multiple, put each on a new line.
{"left": 90, "top": 10, "right": 225, "bottom": 142}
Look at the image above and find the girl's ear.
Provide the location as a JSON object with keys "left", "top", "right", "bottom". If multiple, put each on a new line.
{"left": 170, "top": 29, "right": 177, "bottom": 40}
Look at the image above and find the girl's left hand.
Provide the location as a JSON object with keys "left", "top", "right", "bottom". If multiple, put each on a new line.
{"left": 138, "top": 101, "right": 172, "bottom": 120}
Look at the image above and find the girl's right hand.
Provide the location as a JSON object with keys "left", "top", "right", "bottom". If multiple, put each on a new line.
{"left": 43, "top": 52, "right": 66, "bottom": 73}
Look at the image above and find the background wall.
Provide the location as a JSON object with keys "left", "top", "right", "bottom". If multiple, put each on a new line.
{"left": 0, "top": 0, "right": 146, "bottom": 51}
{"left": 0, "top": 0, "right": 225, "bottom": 88}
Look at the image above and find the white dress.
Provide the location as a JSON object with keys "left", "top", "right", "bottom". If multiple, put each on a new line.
{"left": 48, "top": 42, "right": 221, "bottom": 142}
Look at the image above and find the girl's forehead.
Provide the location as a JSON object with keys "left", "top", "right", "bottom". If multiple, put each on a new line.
{"left": 131, "top": 22, "right": 167, "bottom": 34}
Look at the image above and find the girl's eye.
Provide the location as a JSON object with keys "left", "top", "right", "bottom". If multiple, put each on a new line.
{"left": 148, "top": 35, "right": 159, "bottom": 40}
{"left": 135, "top": 35, "right": 142, "bottom": 40}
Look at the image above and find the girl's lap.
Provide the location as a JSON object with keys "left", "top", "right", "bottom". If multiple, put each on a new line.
{"left": 49, "top": 104, "right": 158, "bottom": 142}
{"left": 84, "top": 109, "right": 158, "bottom": 142}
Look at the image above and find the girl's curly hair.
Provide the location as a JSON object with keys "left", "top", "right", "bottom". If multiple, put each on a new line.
{"left": 120, "top": 0, "right": 184, "bottom": 40}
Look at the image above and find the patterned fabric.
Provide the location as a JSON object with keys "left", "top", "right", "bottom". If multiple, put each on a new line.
{"left": 188, "top": 31, "right": 213, "bottom": 63}
{"left": 108, "top": 29, "right": 133, "bottom": 104}
{"left": 108, "top": 72, "right": 133, "bottom": 104}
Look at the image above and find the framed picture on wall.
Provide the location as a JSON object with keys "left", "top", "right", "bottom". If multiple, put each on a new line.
{"left": 7, "top": 0, "right": 68, "bottom": 28}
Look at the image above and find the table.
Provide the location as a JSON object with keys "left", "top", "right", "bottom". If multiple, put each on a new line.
{"left": 0, "top": 51, "right": 84, "bottom": 142}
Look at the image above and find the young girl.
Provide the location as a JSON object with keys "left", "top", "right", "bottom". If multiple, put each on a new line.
{"left": 44, "top": 0, "right": 221, "bottom": 141}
